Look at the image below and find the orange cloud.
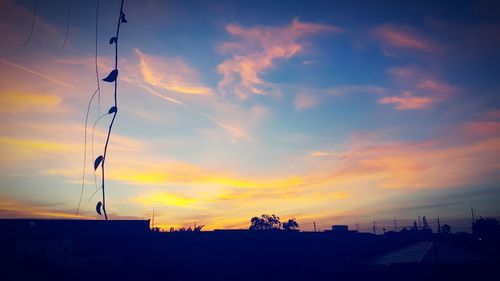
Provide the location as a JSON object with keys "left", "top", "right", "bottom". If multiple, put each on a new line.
{"left": 487, "top": 110, "right": 500, "bottom": 120}
{"left": 416, "top": 79, "right": 456, "bottom": 96}
{"left": 0, "top": 196, "right": 93, "bottom": 219}
{"left": 378, "top": 91, "right": 433, "bottom": 110}
{"left": 311, "top": 133, "right": 500, "bottom": 190}
{"left": 377, "top": 66, "right": 457, "bottom": 110}
{"left": 135, "top": 49, "right": 212, "bottom": 95}
{"left": 217, "top": 19, "right": 341, "bottom": 99}
{"left": 374, "top": 24, "right": 435, "bottom": 52}
{"left": 463, "top": 121, "right": 500, "bottom": 136}
{"left": 309, "top": 151, "right": 342, "bottom": 157}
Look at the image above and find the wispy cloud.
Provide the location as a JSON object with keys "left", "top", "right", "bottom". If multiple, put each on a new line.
{"left": 217, "top": 19, "right": 341, "bottom": 99}
{"left": 378, "top": 65, "right": 457, "bottom": 110}
{"left": 378, "top": 91, "right": 433, "bottom": 110}
{"left": 294, "top": 93, "right": 319, "bottom": 111}
{"left": 136, "top": 49, "right": 212, "bottom": 95}
{"left": 138, "top": 83, "right": 249, "bottom": 140}
{"left": 374, "top": 24, "right": 436, "bottom": 53}
{"left": 327, "top": 85, "right": 387, "bottom": 96}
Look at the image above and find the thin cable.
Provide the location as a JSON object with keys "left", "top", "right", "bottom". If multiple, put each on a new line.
{"left": 76, "top": 89, "right": 100, "bottom": 216}
{"left": 95, "top": 0, "right": 101, "bottom": 113}
{"left": 88, "top": 112, "right": 109, "bottom": 203}
{"left": 76, "top": 0, "right": 102, "bottom": 216}
{"left": 62, "top": 0, "right": 72, "bottom": 48}
{"left": 24, "top": 0, "right": 38, "bottom": 46}
{"left": 92, "top": 0, "right": 102, "bottom": 192}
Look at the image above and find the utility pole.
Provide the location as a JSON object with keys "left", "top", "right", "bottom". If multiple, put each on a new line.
{"left": 470, "top": 206, "right": 476, "bottom": 233}
{"left": 437, "top": 217, "right": 441, "bottom": 234}
{"left": 313, "top": 221, "right": 317, "bottom": 232}
{"left": 423, "top": 216, "right": 429, "bottom": 229}
{"left": 393, "top": 217, "right": 397, "bottom": 232}
{"left": 152, "top": 210, "right": 155, "bottom": 229}
{"left": 418, "top": 215, "right": 421, "bottom": 229}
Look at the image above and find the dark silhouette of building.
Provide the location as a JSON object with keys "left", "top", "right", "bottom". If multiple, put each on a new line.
{"left": 0, "top": 219, "right": 498, "bottom": 281}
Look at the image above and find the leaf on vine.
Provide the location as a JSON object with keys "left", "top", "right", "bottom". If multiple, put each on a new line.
{"left": 96, "top": 201, "right": 103, "bottom": 215}
{"left": 94, "top": 155, "right": 103, "bottom": 170}
{"left": 109, "top": 37, "right": 117, "bottom": 44}
{"left": 120, "top": 12, "right": 128, "bottom": 23}
{"left": 102, "top": 69, "right": 118, "bottom": 82}
{"left": 108, "top": 106, "right": 117, "bottom": 114}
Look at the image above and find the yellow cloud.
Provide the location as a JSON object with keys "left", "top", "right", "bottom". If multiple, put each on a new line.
{"left": 133, "top": 192, "right": 196, "bottom": 208}
{"left": 0, "top": 92, "right": 62, "bottom": 113}
{"left": 0, "top": 137, "right": 76, "bottom": 154}
{"left": 107, "top": 161, "right": 304, "bottom": 189}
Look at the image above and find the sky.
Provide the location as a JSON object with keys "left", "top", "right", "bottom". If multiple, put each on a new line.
{"left": 1, "top": 0, "right": 500, "bottom": 232}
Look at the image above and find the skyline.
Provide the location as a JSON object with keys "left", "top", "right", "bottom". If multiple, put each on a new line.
{"left": 1, "top": 0, "right": 500, "bottom": 231}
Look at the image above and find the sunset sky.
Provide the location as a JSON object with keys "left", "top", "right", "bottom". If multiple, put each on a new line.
{"left": 1, "top": 0, "right": 500, "bottom": 232}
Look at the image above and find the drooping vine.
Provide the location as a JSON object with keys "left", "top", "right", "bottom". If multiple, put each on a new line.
{"left": 94, "top": 0, "right": 128, "bottom": 220}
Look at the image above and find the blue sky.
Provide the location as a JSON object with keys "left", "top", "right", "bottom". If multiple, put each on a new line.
{"left": 0, "top": 0, "right": 499, "bottom": 231}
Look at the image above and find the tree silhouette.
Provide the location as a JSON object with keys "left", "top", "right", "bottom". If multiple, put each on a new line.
{"left": 472, "top": 217, "right": 500, "bottom": 241}
{"left": 249, "top": 214, "right": 282, "bottom": 230}
{"left": 283, "top": 218, "right": 299, "bottom": 231}
{"left": 441, "top": 224, "right": 451, "bottom": 234}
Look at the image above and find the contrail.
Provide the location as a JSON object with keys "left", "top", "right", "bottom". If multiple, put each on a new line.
{"left": 137, "top": 84, "right": 243, "bottom": 138}
{"left": 0, "top": 58, "right": 76, "bottom": 89}
{"left": 138, "top": 84, "right": 187, "bottom": 107}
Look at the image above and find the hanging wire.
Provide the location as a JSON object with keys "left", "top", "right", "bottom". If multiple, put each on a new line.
{"left": 24, "top": 0, "right": 38, "bottom": 46}
{"left": 95, "top": 0, "right": 101, "bottom": 113}
{"left": 92, "top": 0, "right": 102, "bottom": 196}
{"left": 87, "top": 112, "right": 109, "bottom": 202}
{"left": 76, "top": 89, "right": 100, "bottom": 216}
{"left": 62, "top": 0, "right": 72, "bottom": 48}
{"left": 75, "top": 0, "right": 102, "bottom": 217}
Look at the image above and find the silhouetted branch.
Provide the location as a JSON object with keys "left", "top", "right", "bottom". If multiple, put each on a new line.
{"left": 100, "top": 0, "right": 127, "bottom": 220}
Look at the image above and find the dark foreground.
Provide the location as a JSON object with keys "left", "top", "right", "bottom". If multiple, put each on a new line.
{"left": 0, "top": 219, "right": 499, "bottom": 281}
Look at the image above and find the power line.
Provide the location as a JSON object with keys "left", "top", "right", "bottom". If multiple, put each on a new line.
{"left": 62, "top": 0, "right": 72, "bottom": 48}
